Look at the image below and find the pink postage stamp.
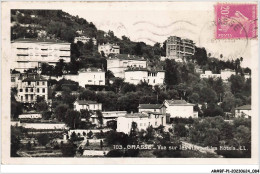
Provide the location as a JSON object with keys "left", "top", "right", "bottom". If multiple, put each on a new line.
{"left": 215, "top": 3, "right": 257, "bottom": 39}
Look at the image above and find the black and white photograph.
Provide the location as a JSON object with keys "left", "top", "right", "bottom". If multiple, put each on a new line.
{"left": 1, "top": 1, "right": 259, "bottom": 167}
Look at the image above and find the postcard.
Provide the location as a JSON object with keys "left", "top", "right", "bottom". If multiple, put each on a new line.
{"left": 1, "top": 1, "right": 259, "bottom": 165}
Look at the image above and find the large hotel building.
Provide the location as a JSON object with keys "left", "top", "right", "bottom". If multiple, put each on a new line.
{"left": 166, "top": 36, "right": 195, "bottom": 60}
{"left": 11, "top": 38, "right": 71, "bottom": 72}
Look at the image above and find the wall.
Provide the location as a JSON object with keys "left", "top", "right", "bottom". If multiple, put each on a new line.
{"left": 19, "top": 123, "right": 67, "bottom": 129}
{"left": 124, "top": 71, "right": 148, "bottom": 85}
{"left": 167, "top": 105, "right": 194, "bottom": 118}
{"left": 78, "top": 71, "right": 105, "bottom": 87}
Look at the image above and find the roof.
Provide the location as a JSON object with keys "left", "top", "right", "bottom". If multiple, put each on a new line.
{"left": 138, "top": 104, "right": 163, "bottom": 109}
{"left": 12, "top": 38, "right": 70, "bottom": 44}
{"left": 75, "top": 100, "right": 99, "bottom": 105}
{"left": 78, "top": 67, "right": 105, "bottom": 73}
{"left": 22, "top": 76, "right": 47, "bottom": 82}
{"left": 124, "top": 113, "right": 148, "bottom": 118}
{"left": 164, "top": 100, "right": 194, "bottom": 106}
{"left": 109, "top": 54, "right": 145, "bottom": 61}
{"left": 141, "top": 111, "right": 162, "bottom": 115}
{"left": 125, "top": 67, "right": 148, "bottom": 72}
{"left": 235, "top": 105, "right": 251, "bottom": 110}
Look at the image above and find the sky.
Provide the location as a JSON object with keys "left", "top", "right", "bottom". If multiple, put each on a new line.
{"left": 62, "top": 1, "right": 257, "bottom": 68}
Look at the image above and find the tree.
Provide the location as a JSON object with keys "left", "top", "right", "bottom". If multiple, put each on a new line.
{"left": 229, "top": 75, "right": 245, "bottom": 94}
{"left": 54, "top": 104, "right": 69, "bottom": 121}
{"left": 61, "top": 142, "right": 77, "bottom": 157}
{"left": 100, "top": 140, "right": 103, "bottom": 149}
{"left": 37, "top": 134, "right": 50, "bottom": 146}
{"left": 65, "top": 110, "right": 81, "bottom": 129}
{"left": 87, "top": 131, "right": 93, "bottom": 139}
{"left": 35, "top": 101, "right": 48, "bottom": 112}
{"left": 174, "top": 123, "right": 188, "bottom": 137}
{"left": 96, "top": 110, "right": 103, "bottom": 127}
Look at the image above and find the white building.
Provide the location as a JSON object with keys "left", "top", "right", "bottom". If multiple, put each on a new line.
{"left": 220, "top": 69, "right": 236, "bottom": 81}
{"left": 163, "top": 100, "right": 198, "bottom": 119}
{"left": 98, "top": 43, "right": 120, "bottom": 56}
{"left": 11, "top": 38, "right": 71, "bottom": 72}
{"left": 107, "top": 54, "right": 147, "bottom": 78}
{"left": 16, "top": 74, "right": 48, "bottom": 103}
{"left": 117, "top": 112, "right": 166, "bottom": 134}
{"left": 62, "top": 68, "right": 105, "bottom": 87}
{"left": 235, "top": 105, "right": 251, "bottom": 118}
{"left": 78, "top": 68, "right": 105, "bottom": 87}
{"left": 200, "top": 70, "right": 221, "bottom": 79}
{"left": 90, "top": 111, "right": 127, "bottom": 126}
{"left": 73, "top": 100, "right": 102, "bottom": 111}
{"left": 124, "top": 68, "right": 165, "bottom": 86}
{"left": 74, "top": 36, "right": 97, "bottom": 45}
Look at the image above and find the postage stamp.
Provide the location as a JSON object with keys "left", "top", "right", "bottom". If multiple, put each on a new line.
{"left": 215, "top": 3, "right": 257, "bottom": 39}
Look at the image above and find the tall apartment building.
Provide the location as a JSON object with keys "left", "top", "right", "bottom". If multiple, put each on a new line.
{"left": 16, "top": 73, "right": 48, "bottom": 103}
{"left": 107, "top": 54, "right": 147, "bottom": 78}
{"left": 166, "top": 36, "right": 195, "bottom": 60}
{"left": 98, "top": 43, "right": 120, "bottom": 56}
{"left": 11, "top": 38, "right": 71, "bottom": 72}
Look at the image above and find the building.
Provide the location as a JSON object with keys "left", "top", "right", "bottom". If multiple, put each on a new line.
{"left": 163, "top": 99, "right": 198, "bottom": 119}
{"left": 117, "top": 112, "right": 166, "bottom": 134}
{"left": 244, "top": 73, "right": 251, "bottom": 80}
{"left": 98, "top": 43, "right": 120, "bottom": 56}
{"left": 220, "top": 69, "right": 236, "bottom": 81}
{"left": 11, "top": 72, "right": 20, "bottom": 88}
{"left": 16, "top": 74, "right": 48, "bottom": 103}
{"left": 138, "top": 104, "right": 166, "bottom": 113}
{"left": 200, "top": 70, "right": 221, "bottom": 79}
{"left": 62, "top": 68, "right": 105, "bottom": 87}
{"left": 124, "top": 68, "right": 165, "bottom": 86}
{"left": 200, "top": 69, "right": 235, "bottom": 81}
{"left": 74, "top": 36, "right": 97, "bottom": 45}
{"left": 166, "top": 36, "right": 195, "bottom": 60}
{"left": 78, "top": 68, "right": 105, "bottom": 87}
{"left": 235, "top": 105, "right": 251, "bottom": 118}
{"left": 90, "top": 111, "right": 127, "bottom": 126}
{"left": 107, "top": 54, "right": 147, "bottom": 78}
{"left": 11, "top": 38, "right": 71, "bottom": 72}
{"left": 73, "top": 100, "right": 102, "bottom": 111}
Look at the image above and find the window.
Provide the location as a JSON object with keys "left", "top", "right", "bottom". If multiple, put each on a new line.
{"left": 155, "top": 122, "right": 157, "bottom": 126}
{"left": 20, "top": 89, "right": 23, "bottom": 92}
{"left": 42, "top": 82, "right": 45, "bottom": 85}
{"left": 11, "top": 77, "right": 15, "bottom": 82}
{"left": 25, "top": 95, "right": 28, "bottom": 101}
{"left": 28, "top": 81, "right": 31, "bottom": 85}
{"left": 21, "top": 96, "right": 23, "bottom": 101}
{"left": 25, "top": 88, "right": 28, "bottom": 92}
{"left": 37, "top": 88, "right": 39, "bottom": 93}
{"left": 31, "top": 88, "right": 33, "bottom": 92}
{"left": 42, "top": 88, "right": 45, "bottom": 93}
{"left": 153, "top": 79, "right": 155, "bottom": 83}
{"left": 140, "top": 123, "right": 142, "bottom": 126}
{"left": 37, "top": 82, "right": 39, "bottom": 85}
{"left": 30, "top": 94, "right": 33, "bottom": 100}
